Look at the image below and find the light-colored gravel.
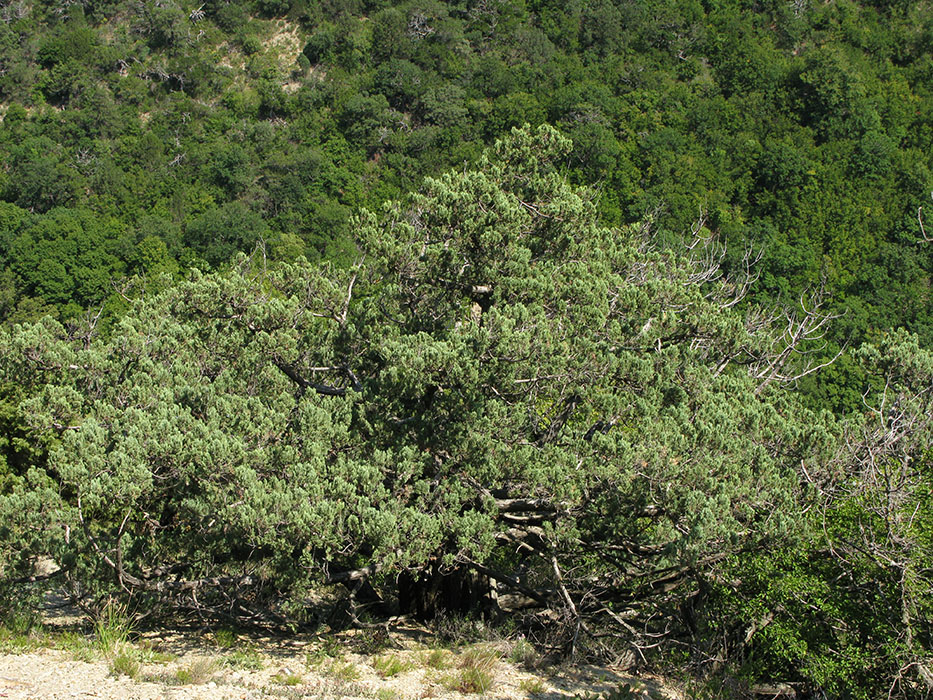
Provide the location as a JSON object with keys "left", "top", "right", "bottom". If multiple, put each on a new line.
{"left": 1, "top": 649, "right": 253, "bottom": 699}
{"left": 0, "top": 624, "right": 681, "bottom": 700}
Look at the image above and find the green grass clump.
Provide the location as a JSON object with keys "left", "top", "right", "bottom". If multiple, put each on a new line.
{"left": 272, "top": 671, "right": 304, "bottom": 686}
{"left": 225, "top": 647, "right": 265, "bottom": 670}
{"left": 329, "top": 659, "right": 360, "bottom": 682}
{"left": 519, "top": 677, "right": 548, "bottom": 696}
{"left": 459, "top": 644, "right": 500, "bottom": 670}
{"left": 372, "top": 653, "right": 412, "bottom": 678}
{"left": 110, "top": 651, "right": 141, "bottom": 679}
{"left": 422, "top": 647, "right": 451, "bottom": 670}
{"left": 354, "top": 628, "right": 391, "bottom": 654}
{"left": 93, "top": 601, "right": 134, "bottom": 656}
{"left": 439, "top": 644, "right": 500, "bottom": 694}
{"left": 0, "top": 624, "right": 46, "bottom": 654}
{"left": 55, "top": 630, "right": 97, "bottom": 662}
{"left": 0, "top": 606, "right": 50, "bottom": 654}
{"left": 305, "top": 639, "right": 359, "bottom": 683}
{"left": 442, "top": 667, "right": 495, "bottom": 695}
{"left": 213, "top": 627, "right": 239, "bottom": 649}
{"left": 92, "top": 601, "right": 144, "bottom": 677}
{"left": 135, "top": 639, "right": 175, "bottom": 664}
{"left": 509, "top": 638, "right": 539, "bottom": 670}
{"left": 306, "top": 635, "right": 344, "bottom": 667}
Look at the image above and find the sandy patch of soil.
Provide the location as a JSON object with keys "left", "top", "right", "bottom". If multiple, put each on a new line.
{"left": 266, "top": 19, "right": 303, "bottom": 67}
{"left": 0, "top": 624, "right": 680, "bottom": 700}
{"left": 0, "top": 594, "right": 680, "bottom": 700}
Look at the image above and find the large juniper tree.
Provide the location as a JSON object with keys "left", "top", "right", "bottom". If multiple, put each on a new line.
{"left": 1, "top": 126, "right": 928, "bottom": 695}
{"left": 0, "top": 124, "right": 812, "bottom": 614}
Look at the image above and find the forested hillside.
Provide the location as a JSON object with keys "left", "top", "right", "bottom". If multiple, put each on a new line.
{"left": 0, "top": 0, "right": 931, "bottom": 365}
{"left": 0, "top": 1, "right": 932, "bottom": 699}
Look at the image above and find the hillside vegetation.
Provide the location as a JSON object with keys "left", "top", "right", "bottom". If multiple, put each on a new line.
{"left": 0, "top": 2, "right": 930, "bottom": 354}
{"left": 0, "top": 1, "right": 931, "bottom": 699}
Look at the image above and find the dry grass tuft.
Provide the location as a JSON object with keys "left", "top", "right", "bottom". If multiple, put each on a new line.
{"left": 173, "top": 657, "right": 220, "bottom": 685}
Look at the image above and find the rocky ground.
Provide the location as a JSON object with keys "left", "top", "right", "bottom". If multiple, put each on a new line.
{"left": 0, "top": 611, "right": 681, "bottom": 700}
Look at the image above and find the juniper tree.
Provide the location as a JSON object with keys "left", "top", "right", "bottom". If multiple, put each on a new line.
{"left": 0, "top": 126, "right": 837, "bottom": 641}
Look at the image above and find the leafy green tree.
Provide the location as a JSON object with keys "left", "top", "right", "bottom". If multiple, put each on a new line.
{"left": 211, "top": 143, "right": 253, "bottom": 197}
{"left": 369, "top": 8, "right": 409, "bottom": 62}
{"left": 36, "top": 25, "right": 100, "bottom": 68}
{"left": 485, "top": 92, "right": 545, "bottom": 138}
{"left": 340, "top": 93, "right": 391, "bottom": 148}
{"left": 709, "top": 330, "right": 933, "bottom": 699}
{"left": 374, "top": 58, "right": 429, "bottom": 112}
{"left": 0, "top": 0, "right": 928, "bottom": 356}
{"left": 0, "top": 0, "right": 929, "bottom": 687}
{"left": 2, "top": 137, "right": 83, "bottom": 213}
{"left": 132, "top": 0, "right": 190, "bottom": 52}
{"left": 4, "top": 207, "right": 125, "bottom": 316}
{"left": 183, "top": 201, "right": 269, "bottom": 267}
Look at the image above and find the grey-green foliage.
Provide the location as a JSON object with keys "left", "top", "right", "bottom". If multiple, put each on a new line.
{"left": 2, "top": 279, "right": 410, "bottom": 607}
{"left": 351, "top": 125, "right": 825, "bottom": 567}
{"left": 0, "top": 125, "right": 830, "bottom": 622}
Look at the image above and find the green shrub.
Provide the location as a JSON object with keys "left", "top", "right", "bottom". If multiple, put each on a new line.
{"left": 110, "top": 652, "right": 141, "bottom": 679}
{"left": 174, "top": 658, "right": 220, "bottom": 685}
{"left": 372, "top": 653, "right": 412, "bottom": 678}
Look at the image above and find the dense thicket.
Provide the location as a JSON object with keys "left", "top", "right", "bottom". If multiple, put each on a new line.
{"left": 0, "top": 1, "right": 931, "bottom": 387}
{"left": 1, "top": 127, "right": 931, "bottom": 698}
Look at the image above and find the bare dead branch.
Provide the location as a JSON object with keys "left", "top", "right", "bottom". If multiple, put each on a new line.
{"left": 750, "top": 278, "right": 845, "bottom": 394}
{"left": 717, "top": 243, "right": 763, "bottom": 309}
{"left": 920, "top": 205, "right": 933, "bottom": 243}
{"left": 327, "top": 564, "right": 381, "bottom": 584}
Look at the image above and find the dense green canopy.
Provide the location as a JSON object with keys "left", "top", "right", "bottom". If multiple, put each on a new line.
{"left": 1, "top": 126, "right": 811, "bottom": 593}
